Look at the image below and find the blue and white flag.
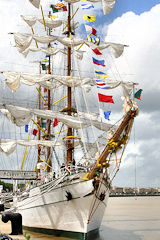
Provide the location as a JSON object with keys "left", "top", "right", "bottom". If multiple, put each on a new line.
{"left": 81, "top": 3, "right": 94, "bottom": 10}
{"left": 96, "top": 80, "right": 111, "bottom": 89}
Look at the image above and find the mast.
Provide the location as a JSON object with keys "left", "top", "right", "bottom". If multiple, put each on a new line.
{"left": 47, "top": 11, "right": 52, "bottom": 172}
{"left": 37, "top": 63, "right": 41, "bottom": 177}
{"left": 67, "top": 3, "right": 73, "bottom": 166}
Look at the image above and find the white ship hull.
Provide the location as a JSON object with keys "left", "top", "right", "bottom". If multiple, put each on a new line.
{"left": 15, "top": 177, "right": 109, "bottom": 239}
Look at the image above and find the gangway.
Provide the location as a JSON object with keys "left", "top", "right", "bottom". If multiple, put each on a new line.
{"left": 0, "top": 170, "right": 37, "bottom": 180}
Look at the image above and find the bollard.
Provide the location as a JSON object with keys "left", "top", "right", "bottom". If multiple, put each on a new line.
{"left": 2, "top": 212, "right": 23, "bottom": 235}
{"left": 0, "top": 204, "right": 4, "bottom": 212}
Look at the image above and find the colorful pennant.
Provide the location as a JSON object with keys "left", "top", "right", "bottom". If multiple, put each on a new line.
{"left": 92, "top": 57, "right": 105, "bottom": 67}
{"left": 100, "top": 109, "right": 111, "bottom": 120}
{"left": 92, "top": 48, "right": 102, "bottom": 55}
{"left": 50, "top": 4, "right": 67, "bottom": 12}
{"left": 83, "top": 15, "right": 96, "bottom": 22}
{"left": 98, "top": 93, "right": 114, "bottom": 103}
{"left": 104, "top": 111, "right": 111, "bottom": 120}
{"left": 25, "top": 125, "right": 29, "bottom": 133}
{"left": 81, "top": 4, "right": 94, "bottom": 10}
{"left": 94, "top": 69, "right": 109, "bottom": 78}
{"left": 88, "top": 36, "right": 100, "bottom": 45}
{"left": 33, "top": 129, "right": 38, "bottom": 136}
{"left": 134, "top": 89, "right": 143, "bottom": 100}
{"left": 53, "top": 118, "right": 59, "bottom": 127}
{"left": 85, "top": 25, "right": 96, "bottom": 36}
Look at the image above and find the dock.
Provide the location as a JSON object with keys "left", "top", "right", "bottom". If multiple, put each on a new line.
{"left": 0, "top": 216, "right": 68, "bottom": 240}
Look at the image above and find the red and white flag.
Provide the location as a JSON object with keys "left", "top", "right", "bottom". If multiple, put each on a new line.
{"left": 85, "top": 25, "right": 97, "bottom": 36}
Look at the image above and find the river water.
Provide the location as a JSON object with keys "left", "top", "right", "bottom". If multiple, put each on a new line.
{"left": 2, "top": 196, "right": 160, "bottom": 240}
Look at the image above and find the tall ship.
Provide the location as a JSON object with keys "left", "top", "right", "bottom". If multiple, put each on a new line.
{"left": 0, "top": 0, "right": 140, "bottom": 239}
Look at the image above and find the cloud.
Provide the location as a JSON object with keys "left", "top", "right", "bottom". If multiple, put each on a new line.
{"left": 106, "top": 4, "right": 160, "bottom": 187}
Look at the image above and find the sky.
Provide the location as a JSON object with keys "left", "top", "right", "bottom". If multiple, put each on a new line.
{"left": 0, "top": 0, "right": 160, "bottom": 188}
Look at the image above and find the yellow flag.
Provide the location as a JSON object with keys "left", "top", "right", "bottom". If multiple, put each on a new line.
{"left": 83, "top": 15, "right": 96, "bottom": 22}
{"left": 50, "top": 16, "right": 57, "bottom": 19}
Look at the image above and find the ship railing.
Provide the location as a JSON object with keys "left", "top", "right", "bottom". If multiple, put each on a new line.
{"left": 39, "top": 166, "right": 87, "bottom": 192}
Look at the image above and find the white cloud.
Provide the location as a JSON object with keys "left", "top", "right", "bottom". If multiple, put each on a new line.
{"left": 105, "top": 4, "right": 160, "bottom": 187}
{"left": 106, "top": 4, "right": 160, "bottom": 91}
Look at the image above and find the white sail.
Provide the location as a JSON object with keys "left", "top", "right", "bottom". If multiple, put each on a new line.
{"left": 85, "top": 41, "right": 128, "bottom": 58}
{"left": 2, "top": 72, "right": 92, "bottom": 91}
{"left": 52, "top": 75, "right": 94, "bottom": 88}
{"left": 0, "top": 105, "right": 114, "bottom": 131}
{"left": 13, "top": 33, "right": 87, "bottom": 52}
{"left": 102, "top": 0, "right": 117, "bottom": 15}
{"left": 2, "top": 72, "right": 54, "bottom": 91}
{"left": 38, "top": 18, "right": 63, "bottom": 28}
{"left": 0, "top": 139, "right": 62, "bottom": 155}
{"left": 0, "top": 106, "right": 32, "bottom": 126}
{"left": 98, "top": 42, "right": 128, "bottom": 58}
{"left": 29, "top": 0, "right": 40, "bottom": 9}
{"left": 57, "top": 37, "right": 85, "bottom": 47}
{"left": 20, "top": 46, "right": 84, "bottom": 60}
{"left": 2, "top": 71, "right": 134, "bottom": 93}
{"left": 21, "top": 47, "right": 41, "bottom": 58}
{"left": 21, "top": 16, "right": 63, "bottom": 29}
{"left": 14, "top": 33, "right": 32, "bottom": 53}
{"left": 14, "top": 32, "right": 57, "bottom": 46}
{"left": 33, "top": 34, "right": 57, "bottom": 44}
{"left": 21, "top": 15, "right": 37, "bottom": 27}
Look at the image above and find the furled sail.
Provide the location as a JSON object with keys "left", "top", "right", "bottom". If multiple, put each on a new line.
{"left": 85, "top": 41, "right": 128, "bottom": 58}
{"left": 1, "top": 71, "right": 134, "bottom": 94}
{"left": 13, "top": 33, "right": 57, "bottom": 52}
{"left": 21, "top": 46, "right": 84, "bottom": 60}
{"left": 13, "top": 33, "right": 86, "bottom": 52}
{"left": 101, "top": 0, "right": 117, "bottom": 15}
{"left": 0, "top": 105, "right": 114, "bottom": 132}
{"left": 21, "top": 15, "right": 63, "bottom": 29}
{"left": 0, "top": 139, "right": 61, "bottom": 155}
{"left": 38, "top": 18, "right": 63, "bottom": 29}
{"left": 33, "top": 35, "right": 57, "bottom": 44}
{"left": 51, "top": 75, "right": 94, "bottom": 88}
{"left": 14, "top": 33, "right": 32, "bottom": 53}
{"left": 2, "top": 72, "right": 60, "bottom": 91}
{"left": 21, "top": 15, "right": 37, "bottom": 27}
{"left": 97, "top": 42, "right": 128, "bottom": 58}
{"left": 21, "top": 47, "right": 43, "bottom": 58}
{"left": 57, "top": 37, "right": 85, "bottom": 48}
{"left": 29, "top": 0, "right": 40, "bottom": 9}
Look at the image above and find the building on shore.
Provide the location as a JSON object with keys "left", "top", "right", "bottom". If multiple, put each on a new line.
{"left": 110, "top": 186, "right": 160, "bottom": 196}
